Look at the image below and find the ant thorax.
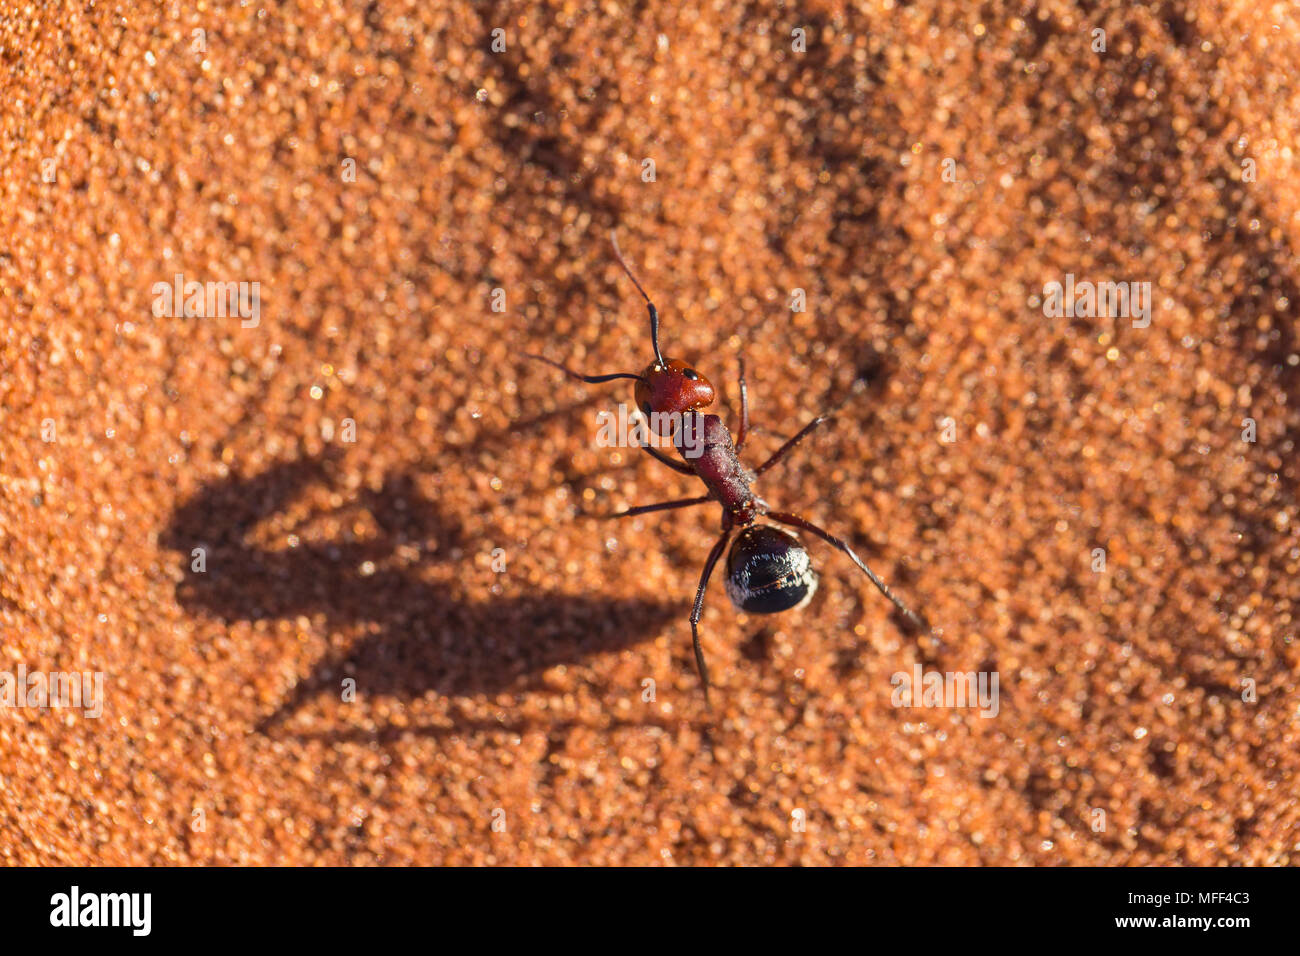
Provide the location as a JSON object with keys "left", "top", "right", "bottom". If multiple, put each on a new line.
{"left": 675, "top": 411, "right": 756, "bottom": 516}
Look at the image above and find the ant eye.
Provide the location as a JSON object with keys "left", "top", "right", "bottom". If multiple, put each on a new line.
{"left": 682, "top": 368, "right": 699, "bottom": 380}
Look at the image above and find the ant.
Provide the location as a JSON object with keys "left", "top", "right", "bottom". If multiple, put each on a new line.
{"left": 527, "top": 232, "right": 931, "bottom": 703}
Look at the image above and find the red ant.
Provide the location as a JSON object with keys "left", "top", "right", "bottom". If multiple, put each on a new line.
{"left": 527, "top": 233, "right": 931, "bottom": 703}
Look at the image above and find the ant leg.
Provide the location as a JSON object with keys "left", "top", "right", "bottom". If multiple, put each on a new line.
{"left": 523, "top": 353, "right": 643, "bottom": 385}
{"left": 689, "top": 529, "right": 732, "bottom": 705}
{"left": 641, "top": 444, "right": 694, "bottom": 475}
{"left": 734, "top": 357, "right": 750, "bottom": 453}
{"left": 753, "top": 416, "right": 830, "bottom": 476}
{"left": 611, "top": 495, "right": 711, "bottom": 518}
{"left": 765, "top": 510, "right": 930, "bottom": 633}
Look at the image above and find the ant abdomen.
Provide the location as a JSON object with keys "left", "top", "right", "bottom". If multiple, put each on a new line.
{"left": 724, "top": 525, "right": 819, "bottom": 614}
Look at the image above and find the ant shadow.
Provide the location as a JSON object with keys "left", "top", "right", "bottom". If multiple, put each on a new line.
{"left": 159, "top": 452, "right": 677, "bottom": 737}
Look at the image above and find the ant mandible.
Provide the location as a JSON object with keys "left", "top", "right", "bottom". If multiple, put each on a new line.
{"left": 527, "top": 232, "right": 931, "bottom": 703}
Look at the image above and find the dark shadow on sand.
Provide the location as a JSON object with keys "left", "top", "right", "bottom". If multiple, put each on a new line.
{"left": 159, "top": 453, "right": 677, "bottom": 735}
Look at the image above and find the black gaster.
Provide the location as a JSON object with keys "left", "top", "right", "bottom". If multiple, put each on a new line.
{"left": 725, "top": 525, "right": 819, "bottom": 613}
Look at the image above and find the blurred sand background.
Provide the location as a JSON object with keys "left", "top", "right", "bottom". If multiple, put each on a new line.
{"left": 1, "top": 0, "right": 1297, "bottom": 864}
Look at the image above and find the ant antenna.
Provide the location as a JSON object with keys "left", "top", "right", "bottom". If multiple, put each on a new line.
{"left": 609, "top": 230, "right": 664, "bottom": 367}
{"left": 522, "top": 353, "right": 645, "bottom": 385}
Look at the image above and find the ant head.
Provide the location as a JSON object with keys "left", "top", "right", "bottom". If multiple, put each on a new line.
{"left": 724, "top": 525, "right": 819, "bottom": 614}
{"left": 634, "top": 358, "right": 715, "bottom": 435}
{"left": 605, "top": 232, "right": 715, "bottom": 434}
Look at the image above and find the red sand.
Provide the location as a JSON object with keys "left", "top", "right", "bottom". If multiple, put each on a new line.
{"left": 1, "top": 1, "right": 1297, "bottom": 864}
